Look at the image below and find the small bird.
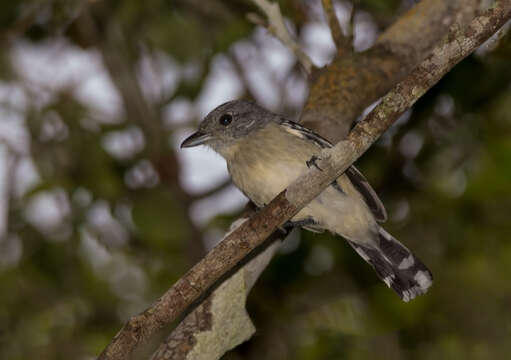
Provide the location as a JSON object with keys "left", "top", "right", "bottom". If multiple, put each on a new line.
{"left": 181, "top": 100, "right": 432, "bottom": 302}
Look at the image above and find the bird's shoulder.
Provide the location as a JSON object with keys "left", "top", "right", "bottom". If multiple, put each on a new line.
{"left": 276, "top": 119, "right": 333, "bottom": 149}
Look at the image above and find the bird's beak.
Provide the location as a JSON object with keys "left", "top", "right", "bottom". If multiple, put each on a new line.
{"left": 180, "top": 131, "right": 212, "bottom": 148}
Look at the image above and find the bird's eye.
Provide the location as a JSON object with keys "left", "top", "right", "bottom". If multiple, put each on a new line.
{"left": 219, "top": 114, "right": 232, "bottom": 126}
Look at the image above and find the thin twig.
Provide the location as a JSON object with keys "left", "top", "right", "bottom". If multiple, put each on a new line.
{"left": 0, "top": 144, "right": 19, "bottom": 241}
{"left": 248, "top": 0, "right": 313, "bottom": 74}
{"left": 321, "top": 0, "right": 351, "bottom": 55}
{"left": 347, "top": 1, "right": 356, "bottom": 47}
{"left": 97, "top": 3, "right": 511, "bottom": 359}
{"left": 301, "top": 0, "right": 482, "bottom": 142}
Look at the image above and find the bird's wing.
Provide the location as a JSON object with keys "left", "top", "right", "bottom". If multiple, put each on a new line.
{"left": 280, "top": 120, "right": 387, "bottom": 222}
{"left": 345, "top": 166, "right": 387, "bottom": 222}
{"left": 280, "top": 120, "right": 333, "bottom": 148}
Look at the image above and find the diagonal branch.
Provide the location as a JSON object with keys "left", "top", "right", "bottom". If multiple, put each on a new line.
{"left": 150, "top": 220, "right": 284, "bottom": 360}
{"left": 248, "top": 0, "right": 314, "bottom": 73}
{"left": 97, "top": 3, "right": 511, "bottom": 359}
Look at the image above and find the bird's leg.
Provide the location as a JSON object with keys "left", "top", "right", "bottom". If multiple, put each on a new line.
{"left": 306, "top": 155, "right": 323, "bottom": 171}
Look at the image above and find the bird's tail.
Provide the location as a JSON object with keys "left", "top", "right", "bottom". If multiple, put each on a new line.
{"left": 347, "top": 227, "right": 433, "bottom": 302}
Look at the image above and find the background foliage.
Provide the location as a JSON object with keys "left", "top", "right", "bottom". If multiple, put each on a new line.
{"left": 0, "top": 1, "right": 510, "bottom": 359}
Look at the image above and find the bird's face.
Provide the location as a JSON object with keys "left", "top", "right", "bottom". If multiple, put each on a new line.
{"left": 180, "top": 100, "right": 272, "bottom": 154}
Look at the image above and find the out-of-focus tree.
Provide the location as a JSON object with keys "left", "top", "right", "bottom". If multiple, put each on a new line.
{"left": 0, "top": 1, "right": 510, "bottom": 360}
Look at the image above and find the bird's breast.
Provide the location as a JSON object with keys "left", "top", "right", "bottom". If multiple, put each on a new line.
{"left": 226, "top": 125, "right": 315, "bottom": 207}
{"left": 224, "top": 124, "right": 377, "bottom": 240}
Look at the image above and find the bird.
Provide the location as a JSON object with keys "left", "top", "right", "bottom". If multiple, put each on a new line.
{"left": 181, "top": 100, "right": 433, "bottom": 302}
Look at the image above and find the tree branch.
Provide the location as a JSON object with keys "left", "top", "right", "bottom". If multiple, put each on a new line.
{"left": 301, "top": 0, "right": 483, "bottom": 141}
{"left": 247, "top": 0, "right": 314, "bottom": 74}
{"left": 321, "top": 0, "right": 352, "bottom": 55}
{"left": 97, "top": 3, "right": 511, "bottom": 359}
{"left": 150, "top": 218, "right": 284, "bottom": 360}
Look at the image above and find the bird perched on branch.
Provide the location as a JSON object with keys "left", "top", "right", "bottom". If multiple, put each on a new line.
{"left": 181, "top": 100, "right": 432, "bottom": 302}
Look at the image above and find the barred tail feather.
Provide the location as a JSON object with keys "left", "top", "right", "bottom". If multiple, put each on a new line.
{"left": 348, "top": 227, "right": 433, "bottom": 302}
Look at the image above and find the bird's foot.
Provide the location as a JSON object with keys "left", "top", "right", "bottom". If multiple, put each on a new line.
{"left": 306, "top": 155, "right": 323, "bottom": 171}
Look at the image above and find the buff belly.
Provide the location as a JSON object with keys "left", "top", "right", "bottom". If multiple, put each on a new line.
{"left": 226, "top": 124, "right": 377, "bottom": 243}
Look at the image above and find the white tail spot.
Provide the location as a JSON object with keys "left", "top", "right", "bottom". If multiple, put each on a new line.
{"left": 398, "top": 254, "right": 415, "bottom": 269}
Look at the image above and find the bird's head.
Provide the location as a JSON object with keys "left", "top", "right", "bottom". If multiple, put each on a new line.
{"left": 180, "top": 100, "right": 272, "bottom": 154}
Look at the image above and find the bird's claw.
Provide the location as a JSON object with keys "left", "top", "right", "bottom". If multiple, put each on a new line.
{"left": 306, "top": 155, "right": 323, "bottom": 171}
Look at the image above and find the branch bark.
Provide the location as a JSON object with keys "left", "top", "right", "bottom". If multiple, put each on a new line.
{"left": 150, "top": 220, "right": 283, "bottom": 360}
{"left": 248, "top": 0, "right": 313, "bottom": 73}
{"left": 98, "top": 2, "right": 511, "bottom": 359}
{"left": 302, "top": 0, "right": 483, "bottom": 141}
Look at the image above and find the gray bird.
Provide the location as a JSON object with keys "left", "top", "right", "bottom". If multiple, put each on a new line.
{"left": 181, "top": 100, "right": 433, "bottom": 302}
